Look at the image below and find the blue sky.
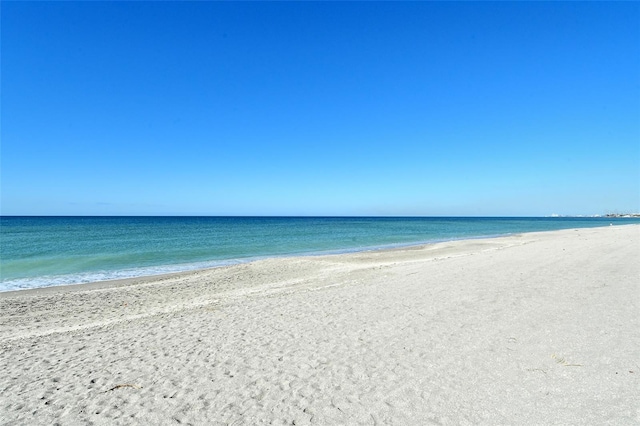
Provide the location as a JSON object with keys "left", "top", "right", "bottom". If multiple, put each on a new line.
{"left": 2, "top": 2, "right": 639, "bottom": 216}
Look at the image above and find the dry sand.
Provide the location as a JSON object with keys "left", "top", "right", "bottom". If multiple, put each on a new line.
{"left": 1, "top": 225, "right": 638, "bottom": 425}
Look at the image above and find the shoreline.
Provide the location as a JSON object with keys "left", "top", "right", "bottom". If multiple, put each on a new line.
{"left": 1, "top": 224, "right": 638, "bottom": 424}
{"left": 2, "top": 223, "right": 634, "bottom": 296}
{"left": 0, "top": 231, "right": 514, "bottom": 297}
{"left": 3, "top": 217, "right": 637, "bottom": 294}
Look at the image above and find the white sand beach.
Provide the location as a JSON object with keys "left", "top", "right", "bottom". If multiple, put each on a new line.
{"left": 1, "top": 225, "right": 638, "bottom": 425}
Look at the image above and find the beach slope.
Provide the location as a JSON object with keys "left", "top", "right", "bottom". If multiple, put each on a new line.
{"left": 1, "top": 225, "right": 638, "bottom": 425}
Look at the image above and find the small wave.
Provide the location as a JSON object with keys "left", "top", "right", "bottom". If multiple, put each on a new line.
{"left": 0, "top": 258, "right": 251, "bottom": 292}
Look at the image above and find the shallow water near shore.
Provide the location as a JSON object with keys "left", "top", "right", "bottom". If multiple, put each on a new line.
{"left": 1, "top": 216, "right": 637, "bottom": 291}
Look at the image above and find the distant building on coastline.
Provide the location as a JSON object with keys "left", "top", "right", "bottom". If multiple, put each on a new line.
{"left": 605, "top": 213, "right": 640, "bottom": 218}
{"left": 544, "top": 213, "right": 640, "bottom": 218}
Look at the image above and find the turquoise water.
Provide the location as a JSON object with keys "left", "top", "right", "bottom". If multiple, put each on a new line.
{"left": 1, "top": 216, "right": 637, "bottom": 291}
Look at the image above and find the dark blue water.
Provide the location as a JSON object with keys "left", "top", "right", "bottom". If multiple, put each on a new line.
{"left": 1, "top": 216, "right": 636, "bottom": 291}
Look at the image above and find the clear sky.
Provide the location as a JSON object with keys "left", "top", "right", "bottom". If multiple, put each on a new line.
{"left": 2, "top": 1, "right": 639, "bottom": 216}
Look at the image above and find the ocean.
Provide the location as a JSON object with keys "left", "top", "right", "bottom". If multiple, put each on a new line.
{"left": 1, "top": 216, "right": 637, "bottom": 292}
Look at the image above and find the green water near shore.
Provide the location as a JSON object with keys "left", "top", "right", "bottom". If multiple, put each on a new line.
{"left": 1, "top": 216, "right": 637, "bottom": 291}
